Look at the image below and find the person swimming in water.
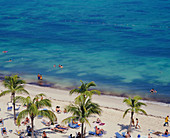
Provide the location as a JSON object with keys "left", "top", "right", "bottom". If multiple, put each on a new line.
{"left": 150, "top": 88, "right": 157, "bottom": 94}
{"left": 59, "top": 64, "right": 63, "bottom": 68}
{"left": 3, "top": 51, "right": 8, "bottom": 53}
{"left": 6, "top": 59, "right": 12, "bottom": 62}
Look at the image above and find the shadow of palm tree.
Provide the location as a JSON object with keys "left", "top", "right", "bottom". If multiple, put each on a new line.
{"left": 117, "top": 123, "right": 129, "bottom": 132}
{"left": 34, "top": 127, "right": 56, "bottom": 137}
{"left": 3, "top": 112, "right": 14, "bottom": 120}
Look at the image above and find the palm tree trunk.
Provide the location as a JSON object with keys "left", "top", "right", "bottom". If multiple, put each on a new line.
{"left": 81, "top": 123, "right": 84, "bottom": 138}
{"left": 11, "top": 94, "right": 13, "bottom": 102}
{"left": 31, "top": 116, "right": 34, "bottom": 138}
{"left": 12, "top": 93, "right": 16, "bottom": 123}
{"left": 128, "top": 111, "right": 134, "bottom": 132}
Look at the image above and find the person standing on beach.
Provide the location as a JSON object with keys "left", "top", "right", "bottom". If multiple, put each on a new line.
{"left": 164, "top": 115, "right": 169, "bottom": 126}
{"left": 135, "top": 118, "right": 141, "bottom": 129}
{"left": 37, "top": 74, "right": 41, "bottom": 80}
{"left": 40, "top": 74, "right": 43, "bottom": 80}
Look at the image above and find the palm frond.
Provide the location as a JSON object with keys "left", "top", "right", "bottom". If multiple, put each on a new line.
{"left": 84, "top": 118, "right": 91, "bottom": 127}
{"left": 123, "top": 109, "right": 131, "bottom": 118}
{"left": 133, "top": 96, "right": 142, "bottom": 101}
{"left": 36, "top": 93, "right": 46, "bottom": 97}
{"left": 0, "top": 90, "right": 11, "bottom": 97}
{"left": 36, "top": 99, "right": 51, "bottom": 108}
{"left": 86, "top": 81, "right": 96, "bottom": 88}
{"left": 90, "top": 90, "right": 101, "bottom": 95}
{"left": 17, "top": 110, "right": 29, "bottom": 126}
{"left": 137, "top": 109, "right": 147, "bottom": 115}
{"left": 38, "top": 110, "right": 57, "bottom": 122}
{"left": 136, "top": 102, "right": 147, "bottom": 107}
{"left": 15, "top": 96, "right": 27, "bottom": 104}
{"left": 70, "top": 88, "right": 79, "bottom": 95}
{"left": 61, "top": 116, "right": 77, "bottom": 124}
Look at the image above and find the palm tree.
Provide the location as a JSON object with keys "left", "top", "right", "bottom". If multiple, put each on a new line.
{"left": 70, "top": 80, "right": 101, "bottom": 99}
{"left": 62, "top": 95, "right": 102, "bottom": 138}
{"left": 123, "top": 96, "right": 147, "bottom": 131}
{"left": 0, "top": 75, "right": 29, "bottom": 122}
{"left": 16, "top": 94, "right": 57, "bottom": 138}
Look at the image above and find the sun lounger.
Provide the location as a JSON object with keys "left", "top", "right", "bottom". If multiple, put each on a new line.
{"left": 55, "top": 124, "right": 68, "bottom": 130}
{"left": 41, "top": 120, "right": 51, "bottom": 126}
{"left": 89, "top": 131, "right": 103, "bottom": 136}
{"left": 115, "top": 132, "right": 124, "bottom": 138}
{"left": 1, "top": 127, "right": 8, "bottom": 137}
{"left": 68, "top": 123, "right": 80, "bottom": 128}
{"left": 15, "top": 106, "right": 20, "bottom": 111}
{"left": 7, "top": 106, "right": 12, "bottom": 111}
{"left": 51, "top": 128, "right": 67, "bottom": 133}
{"left": 122, "top": 132, "right": 126, "bottom": 137}
{"left": 162, "top": 134, "right": 170, "bottom": 137}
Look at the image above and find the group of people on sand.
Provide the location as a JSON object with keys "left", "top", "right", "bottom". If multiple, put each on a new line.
{"left": 56, "top": 106, "right": 67, "bottom": 114}
{"left": 22, "top": 117, "right": 30, "bottom": 125}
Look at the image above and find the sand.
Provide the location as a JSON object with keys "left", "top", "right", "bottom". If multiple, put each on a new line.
{"left": 0, "top": 81, "right": 170, "bottom": 138}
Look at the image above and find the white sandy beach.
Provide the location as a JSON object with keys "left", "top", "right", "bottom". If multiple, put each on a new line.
{"left": 0, "top": 81, "right": 170, "bottom": 138}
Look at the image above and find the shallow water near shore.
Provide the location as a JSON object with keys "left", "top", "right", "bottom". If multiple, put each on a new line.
{"left": 0, "top": 0, "right": 170, "bottom": 102}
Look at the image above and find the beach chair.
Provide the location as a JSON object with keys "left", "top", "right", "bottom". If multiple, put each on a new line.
{"left": 89, "top": 131, "right": 103, "bottom": 136}
{"left": 162, "top": 134, "right": 170, "bottom": 137}
{"left": 51, "top": 128, "right": 67, "bottom": 133}
{"left": 122, "top": 132, "right": 126, "bottom": 137}
{"left": 55, "top": 124, "right": 68, "bottom": 130}
{"left": 115, "top": 132, "right": 124, "bottom": 138}
{"left": 15, "top": 105, "right": 20, "bottom": 111}
{"left": 38, "top": 108, "right": 48, "bottom": 119}
{"left": 1, "top": 127, "right": 8, "bottom": 137}
{"left": 41, "top": 120, "right": 51, "bottom": 126}
{"left": 7, "top": 102, "right": 12, "bottom": 111}
{"left": 68, "top": 123, "right": 80, "bottom": 128}
{"left": 7, "top": 106, "right": 12, "bottom": 111}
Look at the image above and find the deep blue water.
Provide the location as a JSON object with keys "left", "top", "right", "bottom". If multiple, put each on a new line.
{"left": 0, "top": 0, "right": 170, "bottom": 102}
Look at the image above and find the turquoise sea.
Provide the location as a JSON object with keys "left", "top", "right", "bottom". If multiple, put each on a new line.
{"left": 0, "top": 0, "right": 170, "bottom": 102}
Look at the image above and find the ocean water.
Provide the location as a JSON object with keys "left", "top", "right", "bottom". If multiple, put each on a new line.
{"left": 0, "top": 0, "right": 170, "bottom": 102}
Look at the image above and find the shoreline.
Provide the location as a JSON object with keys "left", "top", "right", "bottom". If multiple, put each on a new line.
{"left": 1, "top": 72, "right": 170, "bottom": 105}
{"left": 25, "top": 81, "right": 170, "bottom": 105}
